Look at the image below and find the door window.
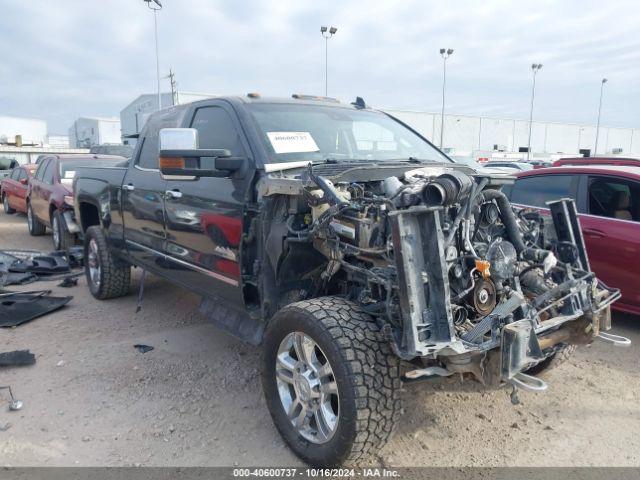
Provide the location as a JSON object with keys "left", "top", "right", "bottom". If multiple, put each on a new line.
{"left": 18, "top": 169, "right": 28, "bottom": 182}
{"left": 588, "top": 177, "right": 639, "bottom": 222}
{"left": 510, "top": 175, "right": 574, "bottom": 208}
{"left": 42, "top": 159, "right": 55, "bottom": 184}
{"left": 190, "top": 107, "right": 245, "bottom": 156}
{"left": 137, "top": 136, "right": 159, "bottom": 170}
{"left": 10, "top": 168, "right": 20, "bottom": 180}
{"left": 34, "top": 159, "right": 48, "bottom": 180}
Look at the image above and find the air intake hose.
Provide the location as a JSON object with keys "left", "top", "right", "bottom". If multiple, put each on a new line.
{"left": 478, "top": 189, "right": 527, "bottom": 254}
{"left": 421, "top": 171, "right": 473, "bottom": 206}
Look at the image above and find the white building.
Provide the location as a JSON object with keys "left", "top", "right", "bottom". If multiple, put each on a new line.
{"left": 384, "top": 109, "right": 640, "bottom": 158}
{"left": 120, "top": 91, "right": 216, "bottom": 143}
{"left": 68, "top": 117, "right": 121, "bottom": 148}
{"left": 46, "top": 134, "right": 70, "bottom": 148}
{"left": 0, "top": 115, "right": 47, "bottom": 146}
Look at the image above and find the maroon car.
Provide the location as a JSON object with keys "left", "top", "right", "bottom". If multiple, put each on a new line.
{"left": 27, "top": 154, "right": 127, "bottom": 249}
{"left": 1, "top": 164, "right": 37, "bottom": 214}
{"left": 504, "top": 165, "right": 640, "bottom": 315}
{"left": 553, "top": 156, "right": 640, "bottom": 168}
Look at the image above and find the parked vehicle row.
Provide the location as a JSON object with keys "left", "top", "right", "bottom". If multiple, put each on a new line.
{"left": 0, "top": 153, "right": 128, "bottom": 250}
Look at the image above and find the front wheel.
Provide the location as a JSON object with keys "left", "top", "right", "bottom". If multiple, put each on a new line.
{"left": 261, "top": 297, "right": 402, "bottom": 467}
{"left": 27, "top": 202, "right": 46, "bottom": 235}
{"left": 3, "top": 194, "right": 15, "bottom": 214}
{"left": 52, "top": 210, "right": 76, "bottom": 250}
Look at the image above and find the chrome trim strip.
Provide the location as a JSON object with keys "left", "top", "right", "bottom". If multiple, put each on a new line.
{"left": 134, "top": 165, "right": 160, "bottom": 173}
{"left": 125, "top": 239, "right": 239, "bottom": 287}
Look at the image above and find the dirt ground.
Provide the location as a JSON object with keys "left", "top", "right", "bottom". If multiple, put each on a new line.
{"left": 1, "top": 210, "right": 639, "bottom": 467}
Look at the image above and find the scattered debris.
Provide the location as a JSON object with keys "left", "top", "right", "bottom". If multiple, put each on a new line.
{"left": 56, "top": 360, "right": 65, "bottom": 367}
{"left": 0, "top": 385, "right": 23, "bottom": 411}
{"left": 0, "top": 249, "right": 83, "bottom": 286}
{"left": 0, "top": 290, "right": 72, "bottom": 328}
{"left": 58, "top": 276, "right": 79, "bottom": 288}
{"left": 0, "top": 422, "right": 11, "bottom": 432}
{"left": 136, "top": 269, "right": 147, "bottom": 313}
{"left": 0, "top": 350, "right": 36, "bottom": 367}
{"left": 134, "top": 344, "right": 154, "bottom": 354}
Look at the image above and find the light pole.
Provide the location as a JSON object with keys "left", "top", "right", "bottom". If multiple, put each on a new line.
{"left": 439, "top": 48, "right": 454, "bottom": 149}
{"left": 144, "top": 0, "right": 163, "bottom": 111}
{"left": 526, "top": 63, "right": 543, "bottom": 161}
{"left": 594, "top": 78, "right": 608, "bottom": 156}
{"left": 320, "top": 26, "right": 337, "bottom": 96}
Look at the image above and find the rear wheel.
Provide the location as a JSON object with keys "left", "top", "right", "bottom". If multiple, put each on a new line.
{"left": 3, "top": 194, "right": 15, "bottom": 214}
{"left": 52, "top": 210, "right": 76, "bottom": 251}
{"left": 262, "top": 297, "right": 402, "bottom": 467}
{"left": 84, "top": 225, "right": 131, "bottom": 299}
{"left": 27, "top": 202, "right": 46, "bottom": 235}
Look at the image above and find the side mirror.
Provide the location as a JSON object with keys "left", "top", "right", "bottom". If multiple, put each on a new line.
{"left": 158, "top": 128, "right": 245, "bottom": 179}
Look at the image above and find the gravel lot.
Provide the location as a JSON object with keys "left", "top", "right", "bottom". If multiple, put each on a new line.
{"left": 1, "top": 211, "right": 639, "bottom": 467}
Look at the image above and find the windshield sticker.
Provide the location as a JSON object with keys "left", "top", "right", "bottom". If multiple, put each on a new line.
{"left": 267, "top": 132, "right": 319, "bottom": 154}
{"left": 64, "top": 170, "right": 76, "bottom": 179}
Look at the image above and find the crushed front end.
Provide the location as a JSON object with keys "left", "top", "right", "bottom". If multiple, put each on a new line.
{"left": 261, "top": 162, "right": 628, "bottom": 395}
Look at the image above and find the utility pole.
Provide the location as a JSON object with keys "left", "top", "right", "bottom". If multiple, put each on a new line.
{"left": 166, "top": 68, "right": 177, "bottom": 106}
{"left": 320, "top": 26, "right": 337, "bottom": 96}
{"left": 527, "top": 63, "right": 543, "bottom": 161}
{"left": 143, "top": 0, "right": 163, "bottom": 111}
{"left": 594, "top": 78, "right": 608, "bottom": 156}
{"left": 439, "top": 48, "right": 454, "bottom": 149}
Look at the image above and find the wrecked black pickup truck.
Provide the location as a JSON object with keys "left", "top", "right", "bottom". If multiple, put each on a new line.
{"left": 73, "top": 94, "right": 629, "bottom": 466}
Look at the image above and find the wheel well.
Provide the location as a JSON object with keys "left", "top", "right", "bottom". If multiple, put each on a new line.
{"left": 49, "top": 203, "right": 56, "bottom": 219}
{"left": 79, "top": 202, "right": 100, "bottom": 231}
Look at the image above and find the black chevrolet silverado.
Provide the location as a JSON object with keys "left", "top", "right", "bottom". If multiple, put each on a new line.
{"left": 73, "top": 95, "right": 628, "bottom": 466}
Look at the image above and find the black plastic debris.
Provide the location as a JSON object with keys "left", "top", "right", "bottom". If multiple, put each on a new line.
{"left": 0, "top": 350, "right": 36, "bottom": 367}
{"left": 9, "top": 254, "right": 70, "bottom": 276}
{"left": 134, "top": 344, "right": 154, "bottom": 353}
{"left": 58, "top": 276, "right": 79, "bottom": 288}
{"left": 0, "top": 291, "right": 72, "bottom": 328}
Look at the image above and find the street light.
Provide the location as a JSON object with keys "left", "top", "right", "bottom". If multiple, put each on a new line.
{"left": 439, "top": 48, "right": 454, "bottom": 149}
{"left": 144, "top": 0, "right": 163, "bottom": 111}
{"left": 526, "top": 63, "right": 543, "bottom": 161}
{"left": 320, "top": 26, "right": 337, "bottom": 96}
{"left": 594, "top": 78, "right": 608, "bottom": 156}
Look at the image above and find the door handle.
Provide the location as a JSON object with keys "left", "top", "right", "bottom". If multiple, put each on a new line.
{"left": 165, "top": 189, "right": 182, "bottom": 199}
{"left": 122, "top": 183, "right": 135, "bottom": 191}
{"left": 583, "top": 228, "right": 605, "bottom": 238}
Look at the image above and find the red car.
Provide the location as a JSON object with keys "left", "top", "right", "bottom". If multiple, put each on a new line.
{"left": 1, "top": 164, "right": 38, "bottom": 214}
{"left": 503, "top": 165, "right": 640, "bottom": 315}
{"left": 27, "top": 154, "right": 127, "bottom": 250}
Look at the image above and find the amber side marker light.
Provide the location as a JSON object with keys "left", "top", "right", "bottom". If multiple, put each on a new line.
{"left": 159, "top": 157, "right": 185, "bottom": 170}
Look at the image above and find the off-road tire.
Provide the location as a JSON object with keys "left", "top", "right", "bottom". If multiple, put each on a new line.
{"left": 262, "top": 296, "right": 402, "bottom": 467}
{"left": 52, "top": 209, "right": 76, "bottom": 251}
{"left": 2, "top": 194, "right": 15, "bottom": 214}
{"left": 527, "top": 343, "right": 576, "bottom": 376}
{"left": 27, "top": 201, "right": 46, "bottom": 235}
{"left": 84, "top": 225, "right": 131, "bottom": 300}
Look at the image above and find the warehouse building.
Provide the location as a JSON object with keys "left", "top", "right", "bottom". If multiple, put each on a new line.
{"left": 120, "top": 91, "right": 216, "bottom": 143}
{"left": 0, "top": 115, "right": 47, "bottom": 146}
{"left": 385, "top": 109, "right": 640, "bottom": 158}
{"left": 68, "top": 117, "right": 122, "bottom": 148}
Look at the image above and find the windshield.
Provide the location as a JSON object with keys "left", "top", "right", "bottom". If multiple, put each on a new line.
{"left": 247, "top": 103, "right": 451, "bottom": 164}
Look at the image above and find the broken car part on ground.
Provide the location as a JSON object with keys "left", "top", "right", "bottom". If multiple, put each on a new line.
{"left": 71, "top": 96, "right": 630, "bottom": 467}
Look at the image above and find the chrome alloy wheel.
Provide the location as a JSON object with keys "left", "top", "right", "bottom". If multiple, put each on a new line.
{"left": 87, "top": 238, "right": 101, "bottom": 288}
{"left": 275, "top": 331, "right": 339, "bottom": 444}
{"left": 52, "top": 215, "right": 60, "bottom": 249}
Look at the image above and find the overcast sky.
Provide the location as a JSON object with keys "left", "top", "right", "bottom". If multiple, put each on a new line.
{"left": 0, "top": 0, "right": 638, "bottom": 134}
